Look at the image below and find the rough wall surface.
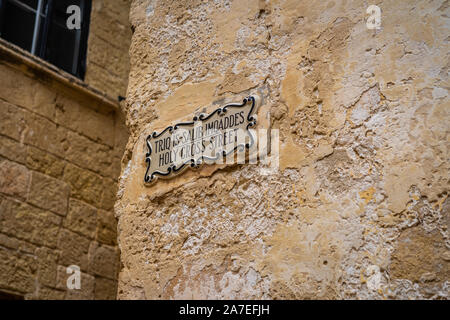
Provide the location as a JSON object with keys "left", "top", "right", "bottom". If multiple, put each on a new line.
{"left": 117, "top": 0, "right": 449, "bottom": 299}
{"left": 0, "top": 62, "right": 128, "bottom": 299}
{"left": 0, "top": 1, "right": 132, "bottom": 299}
{"left": 85, "top": 0, "right": 133, "bottom": 98}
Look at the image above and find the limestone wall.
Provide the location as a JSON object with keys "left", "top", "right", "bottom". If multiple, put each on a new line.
{"left": 0, "top": 1, "right": 132, "bottom": 299}
{"left": 118, "top": 0, "right": 449, "bottom": 299}
{"left": 85, "top": 0, "right": 133, "bottom": 98}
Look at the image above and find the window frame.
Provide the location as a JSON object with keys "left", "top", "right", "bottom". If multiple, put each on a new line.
{"left": 0, "top": 0, "right": 92, "bottom": 79}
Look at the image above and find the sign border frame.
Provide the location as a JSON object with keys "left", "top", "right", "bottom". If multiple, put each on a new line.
{"left": 144, "top": 96, "right": 258, "bottom": 184}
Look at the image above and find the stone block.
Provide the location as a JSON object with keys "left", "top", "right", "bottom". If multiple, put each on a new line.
{"left": 26, "top": 146, "right": 66, "bottom": 178}
{"left": 0, "top": 233, "right": 20, "bottom": 250}
{"left": 0, "top": 197, "right": 61, "bottom": 248}
{"left": 0, "top": 160, "right": 30, "bottom": 199}
{"left": 27, "top": 171, "right": 70, "bottom": 216}
{"left": 57, "top": 229, "right": 91, "bottom": 271}
{"left": 18, "top": 240, "right": 37, "bottom": 254}
{"left": 87, "top": 33, "right": 130, "bottom": 80}
{"left": 90, "top": 8, "right": 131, "bottom": 50}
{"left": 30, "top": 82, "right": 56, "bottom": 120}
{"left": 0, "top": 100, "right": 26, "bottom": 141}
{"left": 0, "top": 247, "right": 37, "bottom": 294}
{"left": 65, "top": 272, "right": 95, "bottom": 300}
{"left": 0, "top": 135, "right": 27, "bottom": 164}
{"left": 36, "top": 247, "right": 59, "bottom": 288}
{"left": 64, "top": 131, "right": 113, "bottom": 175}
{"left": 56, "top": 265, "right": 95, "bottom": 300}
{"left": 0, "top": 65, "right": 33, "bottom": 110}
{"left": 94, "top": 277, "right": 117, "bottom": 300}
{"left": 63, "top": 163, "right": 103, "bottom": 207}
{"left": 84, "top": 63, "right": 126, "bottom": 98}
{"left": 96, "top": 210, "right": 117, "bottom": 246}
{"left": 0, "top": 65, "right": 55, "bottom": 119}
{"left": 88, "top": 242, "right": 119, "bottom": 279}
{"left": 55, "top": 94, "right": 115, "bottom": 147}
{"left": 100, "top": 178, "right": 117, "bottom": 211}
{"left": 24, "top": 112, "right": 66, "bottom": 156}
{"left": 113, "top": 110, "right": 129, "bottom": 159}
{"left": 64, "top": 199, "right": 97, "bottom": 239}
{"left": 31, "top": 286, "right": 65, "bottom": 300}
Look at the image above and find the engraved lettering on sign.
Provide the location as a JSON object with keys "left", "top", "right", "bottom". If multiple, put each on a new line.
{"left": 144, "top": 96, "right": 258, "bottom": 184}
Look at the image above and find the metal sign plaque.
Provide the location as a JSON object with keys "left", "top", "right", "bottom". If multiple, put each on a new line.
{"left": 144, "top": 96, "right": 257, "bottom": 184}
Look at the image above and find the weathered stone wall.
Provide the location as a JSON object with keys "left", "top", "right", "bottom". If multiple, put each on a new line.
{"left": 117, "top": 0, "right": 449, "bottom": 299}
{"left": 85, "top": 0, "right": 132, "bottom": 98}
{"left": 0, "top": 1, "right": 132, "bottom": 299}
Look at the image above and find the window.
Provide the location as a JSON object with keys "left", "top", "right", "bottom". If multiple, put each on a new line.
{"left": 0, "top": 0, "right": 92, "bottom": 79}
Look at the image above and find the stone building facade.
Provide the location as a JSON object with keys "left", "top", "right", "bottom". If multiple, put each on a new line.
{"left": 0, "top": 0, "right": 448, "bottom": 301}
{"left": 0, "top": 0, "right": 131, "bottom": 299}
{"left": 116, "top": 0, "right": 449, "bottom": 299}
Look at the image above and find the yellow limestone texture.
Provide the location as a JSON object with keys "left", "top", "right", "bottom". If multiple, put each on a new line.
{"left": 116, "top": 0, "right": 449, "bottom": 299}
